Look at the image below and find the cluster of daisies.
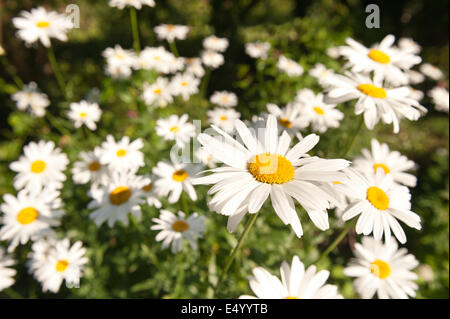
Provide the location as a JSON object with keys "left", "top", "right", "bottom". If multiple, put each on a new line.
{"left": 1, "top": 1, "right": 448, "bottom": 299}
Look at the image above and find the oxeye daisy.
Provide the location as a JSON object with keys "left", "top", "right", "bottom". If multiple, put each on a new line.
{"left": 266, "top": 102, "right": 307, "bottom": 134}
{"left": 12, "top": 7, "right": 73, "bottom": 47}
{"left": 428, "top": 87, "right": 449, "bottom": 113}
{"left": 344, "top": 236, "right": 419, "bottom": 299}
{"left": 245, "top": 41, "right": 271, "bottom": 59}
{"left": 170, "top": 72, "right": 200, "bottom": 100}
{"left": 12, "top": 82, "right": 50, "bottom": 117}
{"left": 239, "top": 255, "right": 343, "bottom": 299}
{"left": 194, "top": 147, "right": 217, "bottom": 168}
{"left": 142, "top": 77, "right": 174, "bottom": 107}
{"left": 210, "top": 91, "right": 238, "bottom": 108}
{"left": 308, "top": 63, "right": 336, "bottom": 85}
{"left": 192, "top": 115, "right": 350, "bottom": 237}
{"left": 0, "top": 189, "right": 63, "bottom": 252}
{"left": 277, "top": 55, "right": 304, "bottom": 77}
{"left": 155, "top": 114, "right": 196, "bottom": 149}
{"left": 137, "top": 46, "right": 173, "bottom": 73}
{"left": 407, "top": 87, "right": 424, "bottom": 101}
{"left": 154, "top": 24, "right": 189, "bottom": 42}
{"left": 207, "top": 108, "right": 241, "bottom": 133}
{"left": 98, "top": 135, "right": 144, "bottom": 173}
{"left": 103, "top": 45, "right": 137, "bottom": 78}
{"left": 340, "top": 168, "right": 421, "bottom": 244}
{"left": 135, "top": 174, "right": 162, "bottom": 208}
{"left": 324, "top": 72, "right": 427, "bottom": 133}
{"left": 152, "top": 160, "right": 200, "bottom": 203}
{"left": 30, "top": 238, "right": 88, "bottom": 293}
{"left": 353, "top": 138, "right": 418, "bottom": 187}
{"left": 203, "top": 35, "right": 229, "bottom": 52}
{"left": 67, "top": 100, "right": 102, "bottom": 130}
{"left": 71, "top": 149, "right": 109, "bottom": 186}
{"left": 108, "top": 0, "right": 155, "bottom": 9}
{"left": 151, "top": 210, "right": 206, "bottom": 253}
{"left": 185, "top": 57, "right": 205, "bottom": 78}
{"left": 0, "top": 247, "right": 16, "bottom": 291}
{"left": 88, "top": 172, "right": 146, "bottom": 227}
{"left": 201, "top": 50, "right": 224, "bottom": 69}
{"left": 406, "top": 70, "right": 425, "bottom": 85}
{"left": 10, "top": 140, "right": 69, "bottom": 192}
{"left": 398, "top": 37, "right": 422, "bottom": 55}
{"left": 419, "top": 63, "right": 444, "bottom": 81}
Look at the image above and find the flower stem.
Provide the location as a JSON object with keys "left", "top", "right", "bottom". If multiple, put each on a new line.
{"left": 200, "top": 67, "right": 211, "bottom": 98}
{"left": 173, "top": 253, "right": 185, "bottom": 298}
{"left": 181, "top": 192, "right": 189, "bottom": 214}
{"left": 340, "top": 115, "right": 364, "bottom": 158}
{"left": 169, "top": 40, "right": 179, "bottom": 57}
{"left": 0, "top": 56, "right": 23, "bottom": 88}
{"left": 213, "top": 212, "right": 259, "bottom": 297}
{"left": 129, "top": 7, "right": 141, "bottom": 53}
{"left": 317, "top": 219, "right": 356, "bottom": 263}
{"left": 46, "top": 46, "right": 67, "bottom": 99}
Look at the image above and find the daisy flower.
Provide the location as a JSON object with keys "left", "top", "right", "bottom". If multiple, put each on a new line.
{"left": 88, "top": 171, "right": 146, "bottom": 227}
{"left": 324, "top": 72, "right": 427, "bottom": 133}
{"left": 353, "top": 138, "right": 418, "bottom": 187}
{"left": 308, "top": 63, "right": 336, "bottom": 85}
{"left": 151, "top": 210, "right": 206, "bottom": 253}
{"left": 108, "top": 0, "right": 155, "bottom": 9}
{"left": 203, "top": 35, "right": 229, "bottom": 52}
{"left": 12, "top": 7, "right": 73, "bottom": 47}
{"left": 135, "top": 174, "right": 162, "bottom": 208}
{"left": 67, "top": 100, "right": 102, "bottom": 130}
{"left": 0, "top": 189, "right": 63, "bottom": 252}
{"left": 142, "top": 77, "right": 174, "bottom": 107}
{"left": 155, "top": 114, "right": 196, "bottom": 149}
{"left": 12, "top": 82, "right": 50, "bottom": 117}
{"left": 277, "top": 55, "right": 304, "bottom": 77}
{"left": 102, "top": 45, "right": 137, "bottom": 78}
{"left": 428, "top": 86, "right": 449, "bottom": 113}
{"left": 71, "top": 149, "right": 109, "bottom": 186}
{"left": 98, "top": 135, "right": 144, "bottom": 173}
{"left": 185, "top": 57, "right": 205, "bottom": 78}
{"left": 245, "top": 41, "right": 271, "bottom": 59}
{"left": 406, "top": 70, "right": 425, "bottom": 85}
{"left": 10, "top": 140, "right": 69, "bottom": 191}
{"left": 170, "top": 72, "right": 200, "bottom": 100}
{"left": 201, "top": 50, "right": 224, "bottom": 69}
{"left": 240, "top": 255, "right": 343, "bottom": 299}
{"left": 340, "top": 168, "right": 421, "bottom": 244}
{"left": 344, "top": 236, "right": 419, "bottom": 299}
{"left": 154, "top": 24, "right": 189, "bottom": 42}
{"left": 419, "top": 63, "right": 444, "bottom": 81}
{"left": 152, "top": 160, "right": 199, "bottom": 203}
{"left": 296, "top": 89, "right": 344, "bottom": 133}
{"left": 266, "top": 102, "right": 307, "bottom": 134}
{"left": 192, "top": 115, "right": 350, "bottom": 237}
{"left": 398, "top": 37, "right": 421, "bottom": 55}
{"left": 210, "top": 91, "right": 238, "bottom": 107}
{"left": 207, "top": 107, "right": 241, "bottom": 133}
{"left": 407, "top": 87, "right": 424, "bottom": 101}
{"left": 0, "top": 247, "right": 16, "bottom": 291}
{"left": 194, "top": 147, "right": 217, "bottom": 168}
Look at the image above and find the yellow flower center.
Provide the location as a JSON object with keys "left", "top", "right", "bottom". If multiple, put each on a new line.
{"left": 116, "top": 149, "right": 127, "bottom": 157}
{"left": 367, "top": 186, "right": 389, "bottom": 210}
{"left": 115, "top": 53, "right": 124, "bottom": 59}
{"left": 332, "top": 181, "right": 341, "bottom": 184}
{"left": 172, "top": 170, "right": 188, "bottom": 182}
{"left": 284, "top": 296, "right": 300, "bottom": 299}
{"left": 313, "top": 106, "right": 325, "bottom": 115}
{"left": 56, "top": 259, "right": 69, "bottom": 272}
{"left": 172, "top": 220, "right": 190, "bottom": 232}
{"left": 31, "top": 160, "right": 46, "bottom": 174}
{"left": 36, "top": 21, "right": 50, "bottom": 28}
{"left": 167, "top": 24, "right": 175, "bottom": 31}
{"left": 248, "top": 153, "right": 294, "bottom": 184}
{"left": 370, "top": 260, "right": 391, "bottom": 279}
{"left": 170, "top": 126, "right": 180, "bottom": 132}
{"left": 181, "top": 81, "right": 188, "bottom": 87}
{"left": 368, "top": 49, "right": 391, "bottom": 64}
{"left": 373, "top": 163, "right": 390, "bottom": 174}
{"left": 153, "top": 56, "right": 161, "bottom": 61}
{"left": 154, "top": 88, "right": 162, "bottom": 94}
{"left": 357, "top": 84, "right": 387, "bottom": 99}
{"left": 279, "top": 118, "right": 292, "bottom": 128}
{"left": 80, "top": 112, "right": 87, "bottom": 118}
{"left": 17, "top": 207, "right": 39, "bottom": 225}
{"left": 219, "top": 116, "right": 227, "bottom": 121}
{"left": 142, "top": 183, "right": 153, "bottom": 192}
{"left": 109, "top": 186, "right": 132, "bottom": 205}
{"left": 88, "top": 161, "right": 101, "bottom": 172}
{"left": 221, "top": 96, "right": 229, "bottom": 102}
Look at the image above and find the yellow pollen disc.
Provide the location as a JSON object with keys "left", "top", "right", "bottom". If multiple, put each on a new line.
{"left": 167, "top": 24, "right": 175, "bottom": 30}
{"left": 373, "top": 163, "right": 390, "bottom": 174}
{"left": 279, "top": 118, "right": 292, "bottom": 128}
{"left": 153, "top": 56, "right": 161, "bottom": 61}
{"left": 313, "top": 106, "right": 325, "bottom": 115}
{"left": 154, "top": 88, "right": 162, "bottom": 94}
{"left": 80, "top": 112, "right": 87, "bottom": 118}
{"left": 248, "top": 153, "right": 294, "bottom": 184}
{"left": 284, "top": 296, "right": 300, "bottom": 299}
{"left": 56, "top": 259, "right": 69, "bottom": 272}
{"left": 219, "top": 116, "right": 227, "bottom": 121}
{"left": 109, "top": 186, "right": 132, "bottom": 205}
{"left": 181, "top": 81, "right": 188, "bottom": 87}
{"left": 17, "top": 207, "right": 39, "bottom": 225}
{"left": 221, "top": 96, "right": 229, "bottom": 102}
{"left": 31, "top": 160, "right": 46, "bottom": 174}
{"left": 368, "top": 49, "right": 391, "bottom": 64}
{"left": 172, "top": 220, "right": 190, "bottom": 232}
{"left": 116, "top": 149, "right": 127, "bottom": 157}
{"left": 142, "top": 183, "right": 153, "bottom": 192}
{"left": 88, "top": 161, "right": 101, "bottom": 172}
{"left": 36, "top": 21, "right": 50, "bottom": 28}
{"left": 172, "top": 170, "right": 188, "bottom": 182}
{"left": 170, "top": 126, "right": 180, "bottom": 132}
{"left": 357, "top": 84, "right": 387, "bottom": 99}
{"left": 367, "top": 186, "right": 389, "bottom": 210}
{"left": 332, "top": 181, "right": 341, "bottom": 184}
{"left": 370, "top": 260, "right": 391, "bottom": 279}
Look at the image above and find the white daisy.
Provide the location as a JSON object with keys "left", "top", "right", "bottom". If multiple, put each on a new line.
{"left": 210, "top": 91, "right": 238, "bottom": 107}
{"left": 152, "top": 160, "right": 199, "bottom": 203}
{"left": 71, "top": 149, "right": 109, "bottom": 186}
{"left": 154, "top": 24, "right": 189, "bottom": 42}
{"left": 344, "top": 236, "right": 419, "bottom": 299}
{"left": 67, "top": 100, "right": 102, "bottom": 130}
{"left": 102, "top": 45, "right": 137, "bottom": 78}
{"left": 407, "top": 87, "right": 424, "bottom": 101}
{"left": 105, "top": 62, "right": 133, "bottom": 79}
{"left": 398, "top": 37, "right": 421, "bottom": 55}
{"left": 98, "top": 135, "right": 144, "bottom": 173}
{"left": 137, "top": 46, "right": 183, "bottom": 74}
{"left": 326, "top": 46, "right": 341, "bottom": 59}
{"left": 155, "top": 114, "right": 196, "bottom": 149}
{"left": 192, "top": 115, "right": 350, "bottom": 237}
{"left": 151, "top": 210, "right": 206, "bottom": 253}
{"left": 419, "top": 63, "right": 444, "bottom": 81}
{"left": 0, "top": 247, "right": 16, "bottom": 291}
{"left": 108, "top": 0, "right": 155, "bottom": 9}
{"left": 266, "top": 102, "right": 307, "bottom": 134}
{"left": 207, "top": 107, "right": 241, "bottom": 133}
{"left": 12, "top": 82, "right": 50, "bottom": 117}
{"left": 170, "top": 72, "right": 200, "bottom": 100}
{"left": 135, "top": 174, "right": 162, "bottom": 208}
{"left": 142, "top": 77, "right": 174, "bottom": 107}
{"left": 240, "top": 255, "right": 343, "bottom": 299}
{"left": 194, "top": 147, "right": 217, "bottom": 168}
{"left": 308, "top": 63, "right": 336, "bottom": 85}
{"left": 340, "top": 168, "right": 421, "bottom": 244}
{"left": 184, "top": 57, "right": 205, "bottom": 78}
{"left": 203, "top": 35, "right": 229, "bottom": 52}
{"left": 12, "top": 7, "right": 73, "bottom": 47}
{"left": 245, "top": 41, "right": 271, "bottom": 59}
{"left": 353, "top": 138, "right": 418, "bottom": 187}
{"left": 406, "top": 70, "right": 425, "bottom": 85}
{"left": 277, "top": 55, "right": 304, "bottom": 77}
{"left": 10, "top": 140, "right": 69, "bottom": 192}
{"left": 428, "top": 86, "right": 449, "bottom": 113}
{"left": 201, "top": 50, "right": 224, "bottom": 69}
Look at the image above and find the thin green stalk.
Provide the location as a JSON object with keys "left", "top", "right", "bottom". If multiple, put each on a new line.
{"left": 173, "top": 253, "right": 185, "bottom": 298}
{"left": 200, "top": 67, "right": 211, "bottom": 98}
{"left": 168, "top": 40, "right": 179, "bottom": 57}
{"left": 46, "top": 46, "right": 67, "bottom": 99}
{"left": 317, "top": 219, "right": 357, "bottom": 263}
{"left": 213, "top": 212, "right": 260, "bottom": 297}
{"left": 0, "top": 56, "right": 23, "bottom": 88}
{"left": 3, "top": 288, "right": 23, "bottom": 299}
{"left": 129, "top": 7, "right": 141, "bottom": 53}
{"left": 340, "top": 115, "right": 364, "bottom": 158}
{"left": 181, "top": 192, "right": 189, "bottom": 214}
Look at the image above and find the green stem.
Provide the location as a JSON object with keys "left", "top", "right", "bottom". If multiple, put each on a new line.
{"left": 168, "top": 40, "right": 179, "bottom": 57}
{"left": 45, "top": 112, "right": 71, "bottom": 136}
{"left": 213, "top": 212, "right": 260, "bottom": 297}
{"left": 0, "top": 56, "right": 23, "bottom": 88}
{"left": 181, "top": 192, "right": 189, "bottom": 214}
{"left": 46, "top": 46, "right": 67, "bottom": 99}
{"left": 3, "top": 288, "right": 23, "bottom": 299}
{"left": 317, "top": 219, "right": 356, "bottom": 263}
{"left": 129, "top": 7, "right": 141, "bottom": 53}
{"left": 340, "top": 115, "right": 364, "bottom": 158}
{"left": 173, "top": 253, "right": 185, "bottom": 298}
{"left": 200, "top": 67, "right": 211, "bottom": 98}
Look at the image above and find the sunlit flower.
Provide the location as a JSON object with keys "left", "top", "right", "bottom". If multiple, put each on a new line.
{"left": 154, "top": 24, "right": 189, "bottom": 42}
{"left": 207, "top": 107, "right": 241, "bottom": 133}
{"left": 406, "top": 70, "right": 425, "bottom": 85}
{"left": 266, "top": 102, "right": 307, "bottom": 134}
{"left": 428, "top": 86, "right": 449, "bottom": 113}
{"left": 71, "top": 149, "right": 109, "bottom": 186}
{"left": 142, "top": 77, "right": 174, "bottom": 107}
{"left": 68, "top": 100, "right": 102, "bottom": 130}
{"left": 170, "top": 72, "right": 200, "bottom": 100}
{"left": 210, "top": 91, "right": 238, "bottom": 107}
{"left": 309, "top": 63, "right": 336, "bottom": 85}
{"left": 12, "top": 82, "right": 50, "bottom": 117}
{"left": 0, "top": 247, "right": 16, "bottom": 291}
{"left": 135, "top": 174, "right": 162, "bottom": 208}
{"left": 203, "top": 35, "right": 229, "bottom": 52}
{"left": 419, "top": 63, "right": 444, "bottom": 81}
{"left": 201, "top": 50, "right": 224, "bottom": 69}
{"left": 156, "top": 114, "right": 196, "bottom": 149}
{"left": 108, "top": 0, "right": 155, "bottom": 9}
{"left": 103, "top": 45, "right": 137, "bottom": 78}
{"left": 398, "top": 37, "right": 421, "bottom": 55}
{"left": 184, "top": 57, "right": 205, "bottom": 78}
{"left": 277, "top": 55, "right": 304, "bottom": 76}
{"left": 98, "top": 135, "right": 144, "bottom": 173}
{"left": 245, "top": 41, "right": 271, "bottom": 59}
{"left": 194, "top": 147, "right": 217, "bottom": 168}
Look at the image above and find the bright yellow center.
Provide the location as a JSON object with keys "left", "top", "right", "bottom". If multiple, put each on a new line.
{"left": 373, "top": 163, "right": 390, "bottom": 174}
{"left": 172, "top": 170, "right": 188, "bottom": 182}
{"left": 357, "top": 84, "right": 387, "bottom": 99}
{"left": 170, "top": 126, "right": 180, "bottom": 132}
{"left": 88, "top": 161, "right": 101, "bottom": 171}
{"left": 172, "top": 220, "right": 190, "bottom": 232}
{"left": 367, "top": 186, "right": 389, "bottom": 210}
{"left": 279, "top": 118, "right": 292, "bottom": 128}
{"left": 248, "top": 153, "right": 294, "bottom": 184}
{"left": 371, "top": 260, "right": 391, "bottom": 279}
{"left": 142, "top": 183, "right": 153, "bottom": 192}
{"left": 219, "top": 116, "right": 227, "bottom": 121}
{"left": 181, "top": 81, "right": 188, "bottom": 87}
{"left": 313, "top": 106, "right": 325, "bottom": 115}
{"left": 153, "top": 56, "right": 161, "bottom": 61}
{"left": 80, "top": 112, "right": 87, "bottom": 118}
{"left": 31, "top": 160, "right": 46, "bottom": 174}
{"left": 368, "top": 49, "right": 390, "bottom": 64}
{"left": 116, "top": 149, "right": 127, "bottom": 157}
{"left": 332, "top": 181, "right": 341, "bottom": 184}
{"left": 167, "top": 24, "right": 175, "bottom": 31}
{"left": 109, "top": 186, "right": 132, "bottom": 205}
{"left": 221, "top": 96, "right": 229, "bottom": 102}
{"left": 36, "top": 21, "right": 50, "bottom": 28}
{"left": 17, "top": 207, "right": 39, "bottom": 225}
{"left": 56, "top": 260, "right": 69, "bottom": 272}
{"left": 154, "top": 88, "right": 162, "bottom": 94}
{"left": 284, "top": 296, "right": 300, "bottom": 299}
